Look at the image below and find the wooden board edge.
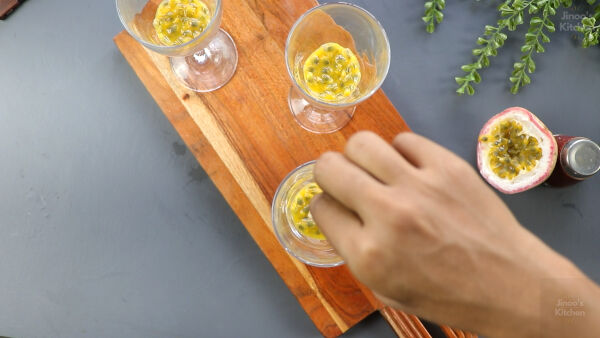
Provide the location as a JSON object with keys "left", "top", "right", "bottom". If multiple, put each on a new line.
{"left": 380, "top": 306, "right": 478, "bottom": 338}
{"left": 380, "top": 307, "right": 431, "bottom": 338}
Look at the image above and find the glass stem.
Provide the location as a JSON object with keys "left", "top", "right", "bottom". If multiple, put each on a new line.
{"left": 192, "top": 47, "right": 212, "bottom": 65}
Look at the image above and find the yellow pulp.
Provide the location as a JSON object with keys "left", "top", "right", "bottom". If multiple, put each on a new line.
{"left": 480, "top": 119, "right": 543, "bottom": 180}
{"left": 288, "top": 183, "right": 325, "bottom": 240}
{"left": 302, "top": 42, "right": 361, "bottom": 102}
{"left": 153, "top": 0, "right": 211, "bottom": 46}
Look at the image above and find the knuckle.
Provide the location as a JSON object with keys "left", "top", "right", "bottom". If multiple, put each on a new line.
{"left": 388, "top": 202, "right": 415, "bottom": 225}
{"left": 354, "top": 239, "right": 384, "bottom": 275}
{"left": 393, "top": 203, "right": 436, "bottom": 240}
{"left": 374, "top": 189, "right": 411, "bottom": 220}
{"left": 442, "top": 157, "right": 471, "bottom": 179}
{"left": 392, "top": 132, "right": 416, "bottom": 147}
{"left": 375, "top": 191, "right": 425, "bottom": 231}
{"left": 356, "top": 174, "right": 377, "bottom": 192}
{"left": 359, "top": 180, "right": 390, "bottom": 207}
{"left": 418, "top": 169, "right": 446, "bottom": 192}
{"left": 345, "top": 131, "right": 378, "bottom": 154}
{"left": 315, "top": 151, "right": 340, "bottom": 179}
{"left": 317, "top": 151, "right": 340, "bottom": 164}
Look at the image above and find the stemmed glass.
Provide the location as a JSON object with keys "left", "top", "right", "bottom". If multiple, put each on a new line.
{"left": 116, "top": 0, "right": 238, "bottom": 92}
{"left": 272, "top": 161, "right": 344, "bottom": 267}
{"left": 285, "top": 3, "right": 391, "bottom": 134}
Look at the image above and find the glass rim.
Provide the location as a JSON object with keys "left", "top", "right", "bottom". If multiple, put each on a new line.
{"left": 271, "top": 160, "right": 344, "bottom": 268}
{"left": 284, "top": 2, "right": 391, "bottom": 109}
{"left": 116, "top": 0, "right": 222, "bottom": 53}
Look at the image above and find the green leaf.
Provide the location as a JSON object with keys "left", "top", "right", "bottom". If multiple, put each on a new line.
{"left": 527, "top": 58, "right": 536, "bottom": 73}
{"left": 466, "top": 84, "right": 475, "bottom": 95}
{"left": 541, "top": 32, "right": 550, "bottom": 43}
{"left": 536, "top": 44, "right": 545, "bottom": 52}
{"left": 529, "top": 5, "right": 538, "bottom": 14}
{"left": 426, "top": 21, "right": 435, "bottom": 33}
{"left": 435, "top": 11, "right": 444, "bottom": 23}
{"left": 516, "top": 12, "right": 524, "bottom": 25}
{"left": 530, "top": 17, "right": 543, "bottom": 25}
{"left": 481, "top": 55, "right": 490, "bottom": 67}
{"left": 582, "top": 17, "right": 594, "bottom": 26}
{"left": 510, "top": 83, "right": 520, "bottom": 94}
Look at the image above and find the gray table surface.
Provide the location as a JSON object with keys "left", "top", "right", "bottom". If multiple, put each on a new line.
{"left": 1, "top": 0, "right": 598, "bottom": 337}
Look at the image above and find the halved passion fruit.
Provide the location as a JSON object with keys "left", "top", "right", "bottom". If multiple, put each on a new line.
{"left": 477, "top": 107, "right": 557, "bottom": 194}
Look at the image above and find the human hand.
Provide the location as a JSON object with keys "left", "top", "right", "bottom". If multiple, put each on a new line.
{"left": 311, "top": 131, "right": 600, "bottom": 337}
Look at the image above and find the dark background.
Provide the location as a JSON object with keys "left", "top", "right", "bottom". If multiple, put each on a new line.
{"left": 0, "top": 0, "right": 598, "bottom": 337}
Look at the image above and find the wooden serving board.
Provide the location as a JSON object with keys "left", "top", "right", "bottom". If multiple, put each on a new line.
{"left": 114, "top": 0, "right": 475, "bottom": 337}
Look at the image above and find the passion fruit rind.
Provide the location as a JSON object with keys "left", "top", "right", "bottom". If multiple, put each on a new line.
{"left": 477, "top": 107, "right": 557, "bottom": 194}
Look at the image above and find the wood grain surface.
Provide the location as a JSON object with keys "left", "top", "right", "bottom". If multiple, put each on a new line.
{"left": 114, "top": 0, "right": 476, "bottom": 337}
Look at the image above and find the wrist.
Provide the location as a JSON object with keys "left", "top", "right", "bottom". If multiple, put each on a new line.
{"left": 480, "top": 230, "right": 596, "bottom": 337}
{"left": 508, "top": 248, "right": 600, "bottom": 338}
{"left": 538, "top": 263, "right": 600, "bottom": 338}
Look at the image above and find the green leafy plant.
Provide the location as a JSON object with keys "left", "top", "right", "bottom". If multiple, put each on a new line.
{"left": 576, "top": 1, "right": 600, "bottom": 46}
{"left": 578, "top": 16, "right": 600, "bottom": 46}
{"left": 423, "top": 0, "right": 600, "bottom": 95}
{"left": 423, "top": 0, "right": 446, "bottom": 33}
{"left": 508, "top": 1, "right": 560, "bottom": 94}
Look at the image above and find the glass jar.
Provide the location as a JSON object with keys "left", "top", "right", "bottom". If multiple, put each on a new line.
{"left": 546, "top": 135, "right": 600, "bottom": 187}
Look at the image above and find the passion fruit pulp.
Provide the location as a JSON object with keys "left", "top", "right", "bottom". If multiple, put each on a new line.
{"left": 477, "top": 107, "right": 557, "bottom": 194}
{"left": 302, "top": 42, "right": 361, "bottom": 102}
{"left": 153, "top": 0, "right": 211, "bottom": 46}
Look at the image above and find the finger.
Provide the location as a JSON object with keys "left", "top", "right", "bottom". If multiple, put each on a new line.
{"left": 345, "top": 131, "right": 416, "bottom": 184}
{"left": 310, "top": 193, "right": 362, "bottom": 259}
{"left": 314, "top": 151, "right": 384, "bottom": 215}
{"left": 392, "top": 132, "right": 457, "bottom": 168}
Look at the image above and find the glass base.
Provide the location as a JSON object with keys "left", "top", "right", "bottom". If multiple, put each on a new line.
{"left": 170, "top": 29, "right": 238, "bottom": 92}
{"left": 288, "top": 87, "right": 355, "bottom": 134}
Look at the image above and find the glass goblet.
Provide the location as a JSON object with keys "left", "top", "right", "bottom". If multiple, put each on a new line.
{"left": 272, "top": 161, "right": 344, "bottom": 267}
{"left": 285, "top": 3, "right": 391, "bottom": 134}
{"left": 116, "top": 0, "right": 238, "bottom": 92}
